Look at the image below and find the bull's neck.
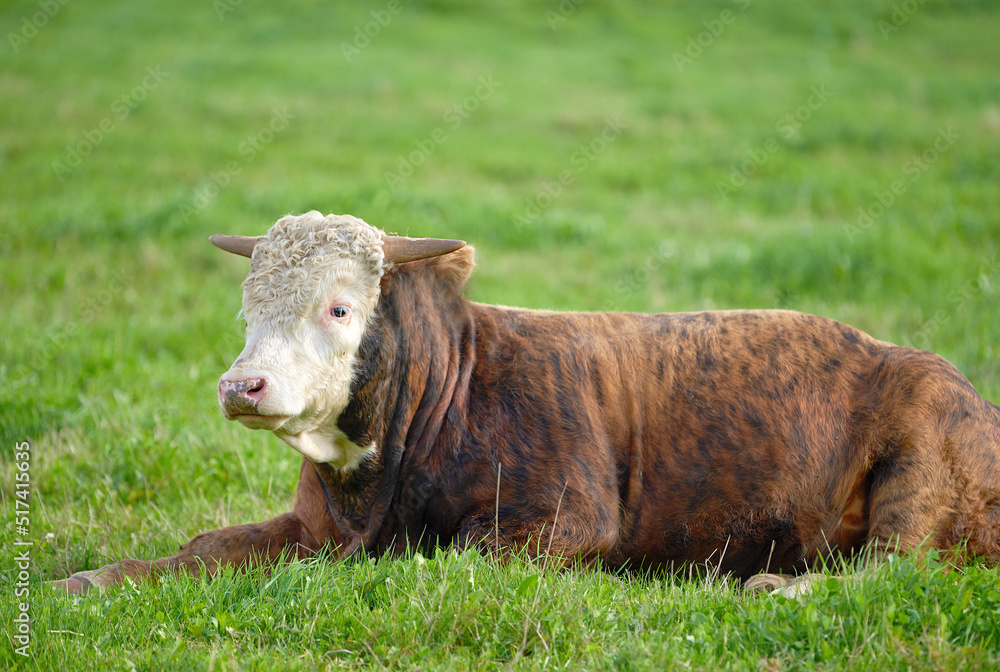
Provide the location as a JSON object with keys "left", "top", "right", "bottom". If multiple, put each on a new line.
{"left": 317, "top": 270, "right": 474, "bottom": 554}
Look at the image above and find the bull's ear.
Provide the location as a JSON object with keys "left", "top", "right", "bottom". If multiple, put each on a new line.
{"left": 210, "top": 235, "right": 264, "bottom": 258}
{"left": 425, "top": 244, "right": 475, "bottom": 287}
{"left": 380, "top": 235, "right": 465, "bottom": 264}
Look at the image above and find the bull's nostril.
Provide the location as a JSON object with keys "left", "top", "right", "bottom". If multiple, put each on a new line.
{"left": 244, "top": 378, "right": 267, "bottom": 401}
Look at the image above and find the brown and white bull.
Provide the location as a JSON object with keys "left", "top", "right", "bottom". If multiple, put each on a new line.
{"left": 52, "top": 211, "right": 1000, "bottom": 596}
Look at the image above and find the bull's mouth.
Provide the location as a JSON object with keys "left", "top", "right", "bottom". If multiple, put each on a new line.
{"left": 227, "top": 413, "right": 291, "bottom": 430}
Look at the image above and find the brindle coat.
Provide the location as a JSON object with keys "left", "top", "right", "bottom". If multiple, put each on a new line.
{"left": 52, "top": 247, "right": 1000, "bottom": 593}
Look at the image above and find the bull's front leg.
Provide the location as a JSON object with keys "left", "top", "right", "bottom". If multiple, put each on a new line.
{"left": 453, "top": 483, "right": 621, "bottom": 566}
{"left": 49, "top": 512, "right": 320, "bottom": 595}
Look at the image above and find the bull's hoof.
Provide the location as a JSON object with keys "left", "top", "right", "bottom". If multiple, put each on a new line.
{"left": 773, "top": 573, "right": 826, "bottom": 598}
{"left": 49, "top": 575, "right": 93, "bottom": 595}
{"left": 744, "top": 573, "right": 790, "bottom": 594}
{"left": 746, "top": 572, "right": 827, "bottom": 598}
{"left": 49, "top": 568, "right": 118, "bottom": 595}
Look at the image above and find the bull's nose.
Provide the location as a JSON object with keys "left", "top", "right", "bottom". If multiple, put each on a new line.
{"left": 218, "top": 377, "right": 268, "bottom": 415}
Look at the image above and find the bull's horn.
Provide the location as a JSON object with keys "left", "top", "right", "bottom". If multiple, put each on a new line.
{"left": 381, "top": 235, "right": 466, "bottom": 264}
{"left": 210, "top": 235, "right": 263, "bottom": 258}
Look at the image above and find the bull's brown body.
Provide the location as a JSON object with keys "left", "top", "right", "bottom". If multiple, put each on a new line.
{"left": 53, "top": 246, "right": 1000, "bottom": 592}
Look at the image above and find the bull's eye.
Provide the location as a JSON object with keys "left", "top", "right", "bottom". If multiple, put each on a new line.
{"left": 331, "top": 305, "right": 350, "bottom": 319}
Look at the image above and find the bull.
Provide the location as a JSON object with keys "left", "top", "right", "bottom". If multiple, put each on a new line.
{"left": 52, "top": 211, "right": 1000, "bottom": 596}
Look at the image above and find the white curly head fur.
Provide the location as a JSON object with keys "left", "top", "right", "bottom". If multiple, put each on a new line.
{"left": 242, "top": 211, "right": 386, "bottom": 327}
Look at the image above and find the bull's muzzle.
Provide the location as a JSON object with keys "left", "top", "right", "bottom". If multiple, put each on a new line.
{"left": 218, "top": 377, "right": 268, "bottom": 417}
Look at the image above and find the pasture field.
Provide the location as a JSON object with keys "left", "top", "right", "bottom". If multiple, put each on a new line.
{"left": 2, "top": 0, "right": 999, "bottom": 669}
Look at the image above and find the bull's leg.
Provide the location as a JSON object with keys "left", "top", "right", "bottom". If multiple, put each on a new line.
{"left": 932, "top": 400, "right": 1000, "bottom": 563}
{"left": 49, "top": 512, "right": 320, "bottom": 595}
{"left": 865, "top": 351, "right": 1000, "bottom": 563}
{"left": 454, "top": 505, "right": 619, "bottom": 566}
{"left": 865, "top": 440, "right": 947, "bottom": 559}
{"left": 866, "top": 409, "right": 1000, "bottom": 565}
{"left": 745, "top": 432, "right": 950, "bottom": 599}
{"left": 749, "top": 407, "right": 1000, "bottom": 598}
{"left": 454, "top": 518, "right": 573, "bottom": 562}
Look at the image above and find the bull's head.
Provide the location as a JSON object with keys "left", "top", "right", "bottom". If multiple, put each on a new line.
{"left": 210, "top": 211, "right": 464, "bottom": 469}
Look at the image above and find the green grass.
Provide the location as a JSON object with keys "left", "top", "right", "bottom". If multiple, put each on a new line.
{"left": 1, "top": 0, "right": 999, "bottom": 669}
{"left": 7, "top": 549, "right": 1000, "bottom": 671}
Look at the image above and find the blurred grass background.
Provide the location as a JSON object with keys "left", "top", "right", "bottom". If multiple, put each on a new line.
{"left": 1, "top": 0, "right": 999, "bottom": 669}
